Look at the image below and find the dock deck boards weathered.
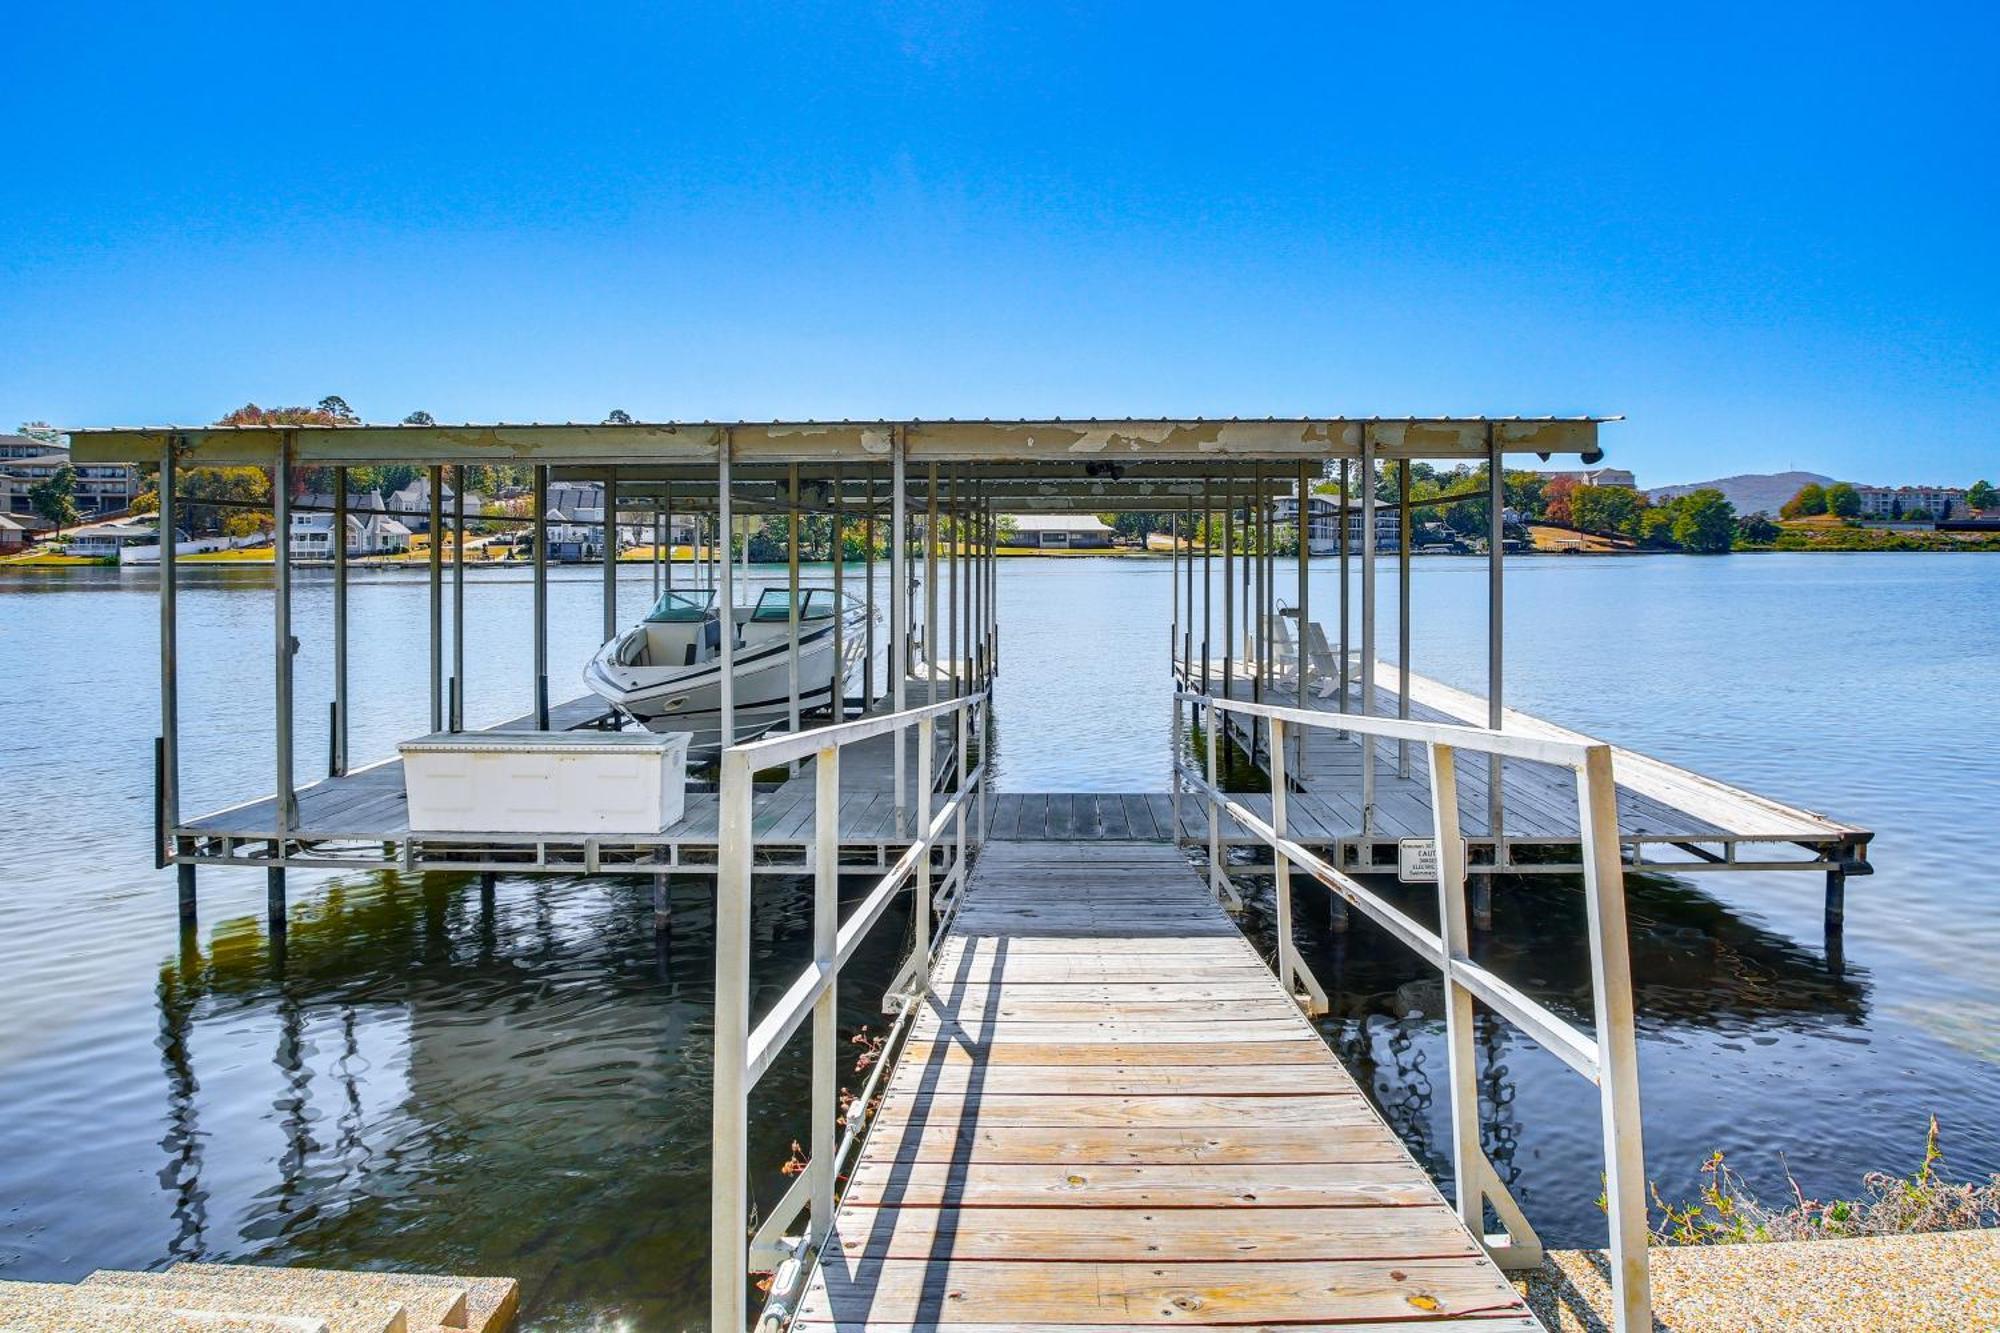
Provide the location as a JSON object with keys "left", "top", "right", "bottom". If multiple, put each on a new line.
{"left": 795, "top": 840, "right": 1542, "bottom": 1331}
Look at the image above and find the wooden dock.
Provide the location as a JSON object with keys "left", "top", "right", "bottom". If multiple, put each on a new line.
{"left": 173, "top": 691, "right": 960, "bottom": 876}
{"left": 1205, "top": 664, "right": 1872, "bottom": 878}
{"left": 794, "top": 840, "right": 1541, "bottom": 1330}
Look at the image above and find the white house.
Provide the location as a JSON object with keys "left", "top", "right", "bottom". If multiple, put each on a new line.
{"left": 288, "top": 509, "right": 412, "bottom": 558}
{"left": 1002, "top": 514, "right": 1114, "bottom": 549}
{"left": 388, "top": 476, "right": 484, "bottom": 530}
{"left": 1271, "top": 494, "right": 1400, "bottom": 553}
{"left": 1855, "top": 485, "right": 1965, "bottom": 520}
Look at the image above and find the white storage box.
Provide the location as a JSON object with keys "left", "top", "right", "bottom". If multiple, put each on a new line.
{"left": 399, "top": 731, "right": 691, "bottom": 835}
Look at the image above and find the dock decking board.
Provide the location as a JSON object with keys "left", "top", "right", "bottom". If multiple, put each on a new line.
{"left": 796, "top": 840, "right": 1539, "bottom": 1331}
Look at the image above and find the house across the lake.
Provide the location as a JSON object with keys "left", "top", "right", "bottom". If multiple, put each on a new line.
{"left": 1002, "top": 514, "right": 1114, "bottom": 549}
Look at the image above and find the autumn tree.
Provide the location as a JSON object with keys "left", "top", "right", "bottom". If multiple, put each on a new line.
{"left": 1780, "top": 483, "right": 1827, "bottom": 519}
{"left": 1543, "top": 475, "right": 1578, "bottom": 526}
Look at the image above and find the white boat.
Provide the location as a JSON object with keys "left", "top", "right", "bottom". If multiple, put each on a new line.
{"left": 584, "top": 586, "right": 877, "bottom": 756}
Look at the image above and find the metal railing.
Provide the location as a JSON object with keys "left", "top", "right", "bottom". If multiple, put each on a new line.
{"left": 711, "top": 689, "right": 988, "bottom": 1332}
{"left": 1172, "top": 689, "right": 1652, "bottom": 1332}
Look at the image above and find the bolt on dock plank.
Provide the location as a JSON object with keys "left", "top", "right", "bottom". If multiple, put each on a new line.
{"left": 794, "top": 840, "right": 1542, "bottom": 1331}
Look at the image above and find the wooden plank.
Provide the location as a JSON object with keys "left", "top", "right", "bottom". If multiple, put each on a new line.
{"left": 918, "top": 997, "right": 1306, "bottom": 1025}
{"left": 856, "top": 1122, "right": 1413, "bottom": 1166}
{"left": 884, "top": 1063, "right": 1357, "bottom": 1097}
{"left": 799, "top": 1257, "right": 1533, "bottom": 1325}
{"left": 916, "top": 981, "right": 1289, "bottom": 1004}
{"left": 1045, "top": 793, "right": 1076, "bottom": 840}
{"left": 1096, "top": 795, "right": 1131, "bottom": 840}
{"left": 989, "top": 794, "right": 1022, "bottom": 841}
{"left": 1121, "top": 793, "right": 1159, "bottom": 841}
{"left": 894, "top": 1040, "right": 1333, "bottom": 1067}
{"left": 840, "top": 1160, "right": 1440, "bottom": 1208}
{"left": 869, "top": 1093, "right": 1372, "bottom": 1128}
{"left": 825, "top": 1204, "right": 1483, "bottom": 1263}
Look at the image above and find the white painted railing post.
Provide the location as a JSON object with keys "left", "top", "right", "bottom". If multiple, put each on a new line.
{"left": 809, "top": 742, "right": 840, "bottom": 1253}
{"left": 1205, "top": 698, "right": 1223, "bottom": 903}
{"left": 915, "top": 716, "right": 934, "bottom": 978}
{"left": 1427, "top": 741, "right": 1485, "bottom": 1242}
{"left": 711, "top": 747, "right": 754, "bottom": 1333}
{"left": 954, "top": 699, "right": 968, "bottom": 874}
{"left": 975, "top": 697, "right": 989, "bottom": 848}
{"left": 1578, "top": 743, "right": 1651, "bottom": 1332}
{"left": 1269, "top": 716, "right": 1295, "bottom": 993}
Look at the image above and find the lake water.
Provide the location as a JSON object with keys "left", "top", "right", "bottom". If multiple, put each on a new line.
{"left": 1, "top": 553, "right": 1997, "bottom": 1328}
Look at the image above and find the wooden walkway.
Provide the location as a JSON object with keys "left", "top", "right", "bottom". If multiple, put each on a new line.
{"left": 794, "top": 841, "right": 1541, "bottom": 1331}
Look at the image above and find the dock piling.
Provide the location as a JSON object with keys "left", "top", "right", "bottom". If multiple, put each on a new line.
{"left": 265, "top": 866, "right": 286, "bottom": 932}
{"left": 332, "top": 465, "right": 348, "bottom": 772}
{"left": 533, "top": 463, "right": 550, "bottom": 730}
{"left": 176, "top": 863, "right": 197, "bottom": 925}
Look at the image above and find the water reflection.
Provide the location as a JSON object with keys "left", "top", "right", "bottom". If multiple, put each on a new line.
{"left": 152, "top": 871, "right": 910, "bottom": 1330}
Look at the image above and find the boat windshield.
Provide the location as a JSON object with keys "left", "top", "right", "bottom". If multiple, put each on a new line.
{"left": 643, "top": 589, "right": 715, "bottom": 623}
{"left": 750, "top": 588, "right": 840, "bottom": 623}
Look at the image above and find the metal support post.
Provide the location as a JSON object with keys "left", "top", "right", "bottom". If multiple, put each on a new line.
{"left": 864, "top": 475, "right": 877, "bottom": 711}
{"left": 1360, "top": 429, "right": 1377, "bottom": 833}
{"left": 915, "top": 715, "right": 934, "bottom": 975}
{"left": 273, "top": 433, "right": 297, "bottom": 835}
{"left": 809, "top": 740, "right": 840, "bottom": 1249}
{"left": 1201, "top": 477, "right": 1212, "bottom": 694}
{"left": 429, "top": 464, "right": 443, "bottom": 732}
{"left": 1338, "top": 458, "right": 1350, "bottom": 719}
{"left": 710, "top": 744, "right": 752, "bottom": 1333}
{"left": 1296, "top": 460, "right": 1310, "bottom": 775}
{"left": 947, "top": 467, "right": 959, "bottom": 698}
{"left": 331, "top": 465, "right": 348, "bottom": 773}
{"left": 1426, "top": 742, "right": 1484, "bottom": 1240}
{"left": 891, "top": 438, "right": 907, "bottom": 831}
{"left": 1487, "top": 424, "right": 1507, "bottom": 874}
{"left": 452, "top": 466, "right": 466, "bottom": 731}
{"left": 533, "top": 464, "right": 550, "bottom": 729}
{"left": 1578, "top": 746, "right": 1653, "bottom": 1331}
{"left": 719, "top": 436, "right": 735, "bottom": 752}
{"left": 787, "top": 463, "right": 801, "bottom": 749}
{"left": 925, "top": 464, "right": 939, "bottom": 707}
{"left": 1222, "top": 483, "right": 1234, "bottom": 706}
{"left": 1398, "top": 461, "right": 1412, "bottom": 778}
{"left": 602, "top": 467, "right": 619, "bottom": 644}
{"left": 831, "top": 466, "right": 845, "bottom": 718}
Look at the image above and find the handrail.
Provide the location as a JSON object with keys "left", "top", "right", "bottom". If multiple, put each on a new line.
{"left": 712, "top": 687, "right": 988, "bottom": 1333}
{"left": 1172, "top": 687, "right": 1651, "bottom": 1333}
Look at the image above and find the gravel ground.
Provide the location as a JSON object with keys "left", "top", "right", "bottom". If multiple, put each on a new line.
{"left": 1519, "top": 1228, "right": 2000, "bottom": 1331}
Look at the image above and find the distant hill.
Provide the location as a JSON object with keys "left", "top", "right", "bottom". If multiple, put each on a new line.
{"left": 1647, "top": 471, "right": 1838, "bottom": 516}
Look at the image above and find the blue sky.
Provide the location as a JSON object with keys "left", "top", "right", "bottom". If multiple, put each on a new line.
{"left": 2, "top": 2, "right": 1994, "bottom": 486}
